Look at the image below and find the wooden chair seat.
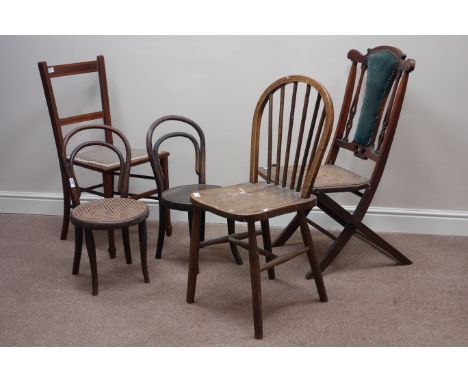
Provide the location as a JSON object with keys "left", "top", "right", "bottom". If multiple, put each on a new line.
{"left": 258, "top": 164, "right": 369, "bottom": 192}
{"left": 161, "top": 184, "right": 220, "bottom": 211}
{"left": 71, "top": 147, "right": 169, "bottom": 172}
{"left": 71, "top": 198, "right": 149, "bottom": 229}
{"left": 190, "top": 182, "right": 317, "bottom": 222}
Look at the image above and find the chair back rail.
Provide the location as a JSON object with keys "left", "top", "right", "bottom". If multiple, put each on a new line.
{"left": 38, "top": 55, "right": 113, "bottom": 152}
{"left": 61, "top": 125, "right": 131, "bottom": 206}
{"left": 250, "top": 75, "right": 334, "bottom": 198}
{"left": 146, "top": 115, "right": 206, "bottom": 198}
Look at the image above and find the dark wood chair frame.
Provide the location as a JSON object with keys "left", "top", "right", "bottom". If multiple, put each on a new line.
{"left": 269, "top": 46, "right": 415, "bottom": 278}
{"left": 146, "top": 115, "right": 242, "bottom": 264}
{"left": 38, "top": 55, "right": 172, "bottom": 258}
{"left": 62, "top": 124, "right": 150, "bottom": 295}
{"left": 186, "top": 75, "right": 334, "bottom": 339}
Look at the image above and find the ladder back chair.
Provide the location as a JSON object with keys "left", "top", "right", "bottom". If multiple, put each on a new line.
{"left": 186, "top": 75, "right": 334, "bottom": 339}
{"left": 38, "top": 55, "right": 172, "bottom": 258}
{"left": 260, "top": 46, "right": 415, "bottom": 278}
{"left": 146, "top": 115, "right": 242, "bottom": 264}
{"left": 62, "top": 125, "right": 150, "bottom": 296}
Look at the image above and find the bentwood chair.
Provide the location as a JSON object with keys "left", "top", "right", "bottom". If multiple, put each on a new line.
{"left": 146, "top": 115, "right": 242, "bottom": 265}
{"left": 38, "top": 56, "right": 172, "bottom": 259}
{"left": 62, "top": 124, "right": 150, "bottom": 296}
{"left": 186, "top": 76, "right": 334, "bottom": 339}
{"left": 258, "top": 46, "right": 415, "bottom": 278}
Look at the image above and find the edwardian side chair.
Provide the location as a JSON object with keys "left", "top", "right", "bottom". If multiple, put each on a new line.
{"left": 62, "top": 125, "right": 150, "bottom": 296}
{"left": 146, "top": 115, "right": 242, "bottom": 264}
{"left": 38, "top": 56, "right": 172, "bottom": 259}
{"left": 186, "top": 75, "right": 334, "bottom": 339}
{"left": 258, "top": 46, "right": 415, "bottom": 278}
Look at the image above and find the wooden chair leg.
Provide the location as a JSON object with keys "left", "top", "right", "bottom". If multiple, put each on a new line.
{"left": 271, "top": 208, "right": 311, "bottom": 247}
{"left": 60, "top": 176, "right": 70, "bottom": 240}
{"left": 72, "top": 226, "right": 83, "bottom": 275}
{"left": 103, "top": 172, "right": 116, "bottom": 259}
{"left": 122, "top": 228, "right": 132, "bottom": 265}
{"left": 138, "top": 221, "right": 150, "bottom": 283}
{"left": 227, "top": 219, "right": 243, "bottom": 265}
{"left": 188, "top": 210, "right": 193, "bottom": 236}
{"left": 200, "top": 210, "right": 206, "bottom": 242}
{"left": 155, "top": 205, "right": 166, "bottom": 259}
{"left": 260, "top": 220, "right": 275, "bottom": 280}
{"left": 84, "top": 229, "right": 98, "bottom": 296}
{"left": 297, "top": 210, "right": 327, "bottom": 302}
{"left": 186, "top": 206, "right": 201, "bottom": 304}
{"left": 247, "top": 221, "right": 263, "bottom": 339}
{"left": 305, "top": 224, "right": 355, "bottom": 279}
{"left": 160, "top": 156, "right": 173, "bottom": 237}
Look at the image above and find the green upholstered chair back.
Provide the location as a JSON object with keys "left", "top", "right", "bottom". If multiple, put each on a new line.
{"left": 353, "top": 51, "right": 398, "bottom": 146}
{"left": 326, "top": 46, "right": 415, "bottom": 165}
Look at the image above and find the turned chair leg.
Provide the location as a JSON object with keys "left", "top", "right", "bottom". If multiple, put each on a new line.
{"left": 61, "top": 177, "right": 71, "bottom": 240}
{"left": 227, "top": 219, "right": 243, "bottom": 265}
{"left": 156, "top": 205, "right": 166, "bottom": 259}
{"left": 200, "top": 210, "right": 206, "bottom": 242}
{"left": 297, "top": 210, "right": 327, "bottom": 302}
{"left": 138, "top": 221, "right": 150, "bottom": 283}
{"left": 84, "top": 229, "right": 98, "bottom": 296}
{"left": 103, "top": 172, "right": 116, "bottom": 259}
{"left": 247, "top": 221, "right": 263, "bottom": 340}
{"left": 72, "top": 226, "right": 83, "bottom": 275}
{"left": 260, "top": 220, "right": 275, "bottom": 280}
{"left": 122, "top": 227, "right": 132, "bottom": 265}
{"left": 186, "top": 206, "right": 201, "bottom": 304}
{"left": 188, "top": 210, "right": 193, "bottom": 236}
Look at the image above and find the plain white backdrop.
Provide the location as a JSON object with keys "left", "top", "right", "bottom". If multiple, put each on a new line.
{"left": 0, "top": 1, "right": 466, "bottom": 381}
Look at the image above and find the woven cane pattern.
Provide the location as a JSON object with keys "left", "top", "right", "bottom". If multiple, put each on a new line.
{"left": 258, "top": 164, "right": 368, "bottom": 191}
{"left": 71, "top": 198, "right": 148, "bottom": 224}
{"left": 73, "top": 147, "right": 148, "bottom": 169}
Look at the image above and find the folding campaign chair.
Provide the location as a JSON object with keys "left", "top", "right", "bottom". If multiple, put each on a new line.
{"left": 259, "top": 46, "right": 415, "bottom": 278}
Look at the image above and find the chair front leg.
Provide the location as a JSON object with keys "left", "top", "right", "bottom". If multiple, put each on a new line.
{"left": 260, "top": 220, "right": 275, "bottom": 280}
{"left": 72, "top": 226, "right": 83, "bottom": 275}
{"left": 138, "top": 221, "right": 150, "bottom": 283}
{"left": 160, "top": 155, "right": 172, "bottom": 237}
{"left": 84, "top": 229, "right": 98, "bottom": 296}
{"left": 122, "top": 227, "right": 132, "bottom": 265}
{"left": 186, "top": 206, "right": 202, "bottom": 304}
{"left": 247, "top": 221, "right": 263, "bottom": 340}
{"left": 298, "top": 210, "right": 327, "bottom": 302}
{"left": 61, "top": 174, "right": 71, "bottom": 240}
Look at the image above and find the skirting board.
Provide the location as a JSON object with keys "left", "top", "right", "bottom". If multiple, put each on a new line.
{"left": 1, "top": 191, "right": 468, "bottom": 236}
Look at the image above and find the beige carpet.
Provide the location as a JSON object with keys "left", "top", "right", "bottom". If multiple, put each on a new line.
{"left": 0, "top": 213, "right": 466, "bottom": 346}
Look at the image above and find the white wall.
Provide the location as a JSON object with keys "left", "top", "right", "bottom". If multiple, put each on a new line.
{"left": 1, "top": 36, "right": 468, "bottom": 233}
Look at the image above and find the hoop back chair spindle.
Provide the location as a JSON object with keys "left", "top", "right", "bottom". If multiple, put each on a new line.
{"left": 38, "top": 56, "right": 172, "bottom": 258}
{"left": 62, "top": 125, "right": 150, "bottom": 296}
{"left": 261, "top": 46, "right": 416, "bottom": 277}
{"left": 146, "top": 115, "right": 242, "bottom": 264}
{"left": 186, "top": 75, "right": 334, "bottom": 339}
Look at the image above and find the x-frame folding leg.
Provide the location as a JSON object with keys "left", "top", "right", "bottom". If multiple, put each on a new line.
{"left": 304, "top": 192, "right": 412, "bottom": 278}
{"left": 272, "top": 191, "right": 412, "bottom": 278}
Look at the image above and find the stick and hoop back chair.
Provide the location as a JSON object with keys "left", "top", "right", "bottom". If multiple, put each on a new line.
{"left": 62, "top": 124, "right": 150, "bottom": 296}
{"left": 146, "top": 115, "right": 242, "bottom": 265}
{"left": 38, "top": 55, "right": 172, "bottom": 258}
{"left": 259, "top": 46, "right": 416, "bottom": 278}
{"left": 186, "top": 75, "right": 334, "bottom": 339}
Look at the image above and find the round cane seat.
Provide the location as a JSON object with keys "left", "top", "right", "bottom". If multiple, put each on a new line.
{"left": 71, "top": 198, "right": 149, "bottom": 229}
